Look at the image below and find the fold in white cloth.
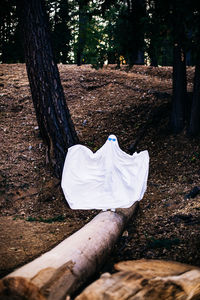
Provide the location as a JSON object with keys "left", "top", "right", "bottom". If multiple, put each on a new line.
{"left": 61, "top": 135, "right": 149, "bottom": 210}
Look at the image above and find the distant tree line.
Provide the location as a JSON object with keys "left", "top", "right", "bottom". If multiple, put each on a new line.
{"left": 1, "top": 0, "right": 200, "bottom": 139}
{"left": 1, "top": 0, "right": 197, "bottom": 67}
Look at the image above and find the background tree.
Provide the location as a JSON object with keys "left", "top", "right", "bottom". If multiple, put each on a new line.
{"left": 17, "top": 0, "right": 79, "bottom": 178}
{"left": 170, "top": 0, "right": 188, "bottom": 133}
{"left": 1, "top": 0, "right": 200, "bottom": 135}
{"left": 0, "top": 0, "right": 24, "bottom": 63}
{"left": 146, "top": 0, "right": 173, "bottom": 67}
{"left": 188, "top": 2, "right": 200, "bottom": 136}
{"left": 48, "top": 0, "right": 72, "bottom": 63}
{"left": 110, "top": 0, "right": 146, "bottom": 66}
{"left": 76, "top": 0, "right": 90, "bottom": 66}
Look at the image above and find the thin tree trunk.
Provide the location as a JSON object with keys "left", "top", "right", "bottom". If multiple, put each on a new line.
{"left": 149, "top": 45, "right": 158, "bottom": 67}
{"left": 77, "top": 0, "right": 89, "bottom": 66}
{"left": 0, "top": 203, "right": 138, "bottom": 300}
{"left": 188, "top": 60, "right": 200, "bottom": 136}
{"left": 170, "top": 42, "right": 187, "bottom": 133}
{"left": 128, "top": 0, "right": 145, "bottom": 66}
{"left": 148, "top": 34, "right": 158, "bottom": 67}
{"left": 17, "top": 0, "right": 78, "bottom": 178}
{"left": 188, "top": 13, "right": 200, "bottom": 136}
{"left": 170, "top": 3, "right": 188, "bottom": 134}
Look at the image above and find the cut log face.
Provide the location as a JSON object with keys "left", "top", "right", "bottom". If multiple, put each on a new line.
{"left": 0, "top": 204, "right": 138, "bottom": 300}
{"left": 76, "top": 259, "right": 200, "bottom": 300}
{"left": 0, "top": 277, "right": 46, "bottom": 300}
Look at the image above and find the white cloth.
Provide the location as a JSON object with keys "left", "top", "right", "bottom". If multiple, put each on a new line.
{"left": 61, "top": 135, "right": 149, "bottom": 210}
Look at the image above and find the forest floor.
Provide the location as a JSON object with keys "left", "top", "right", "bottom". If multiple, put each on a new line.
{"left": 0, "top": 64, "right": 200, "bottom": 279}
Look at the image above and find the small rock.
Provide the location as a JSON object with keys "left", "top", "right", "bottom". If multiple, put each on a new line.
{"left": 122, "top": 230, "right": 129, "bottom": 237}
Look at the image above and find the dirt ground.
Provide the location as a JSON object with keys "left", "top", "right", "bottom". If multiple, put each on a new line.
{"left": 0, "top": 64, "right": 200, "bottom": 279}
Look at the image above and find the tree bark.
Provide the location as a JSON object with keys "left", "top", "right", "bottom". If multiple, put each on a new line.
{"left": 0, "top": 203, "right": 138, "bottom": 300}
{"left": 77, "top": 0, "right": 89, "bottom": 66}
{"left": 76, "top": 259, "right": 200, "bottom": 300}
{"left": 149, "top": 43, "right": 158, "bottom": 67}
{"left": 170, "top": 4, "right": 188, "bottom": 134}
{"left": 51, "top": 0, "right": 71, "bottom": 64}
{"left": 17, "top": 0, "right": 78, "bottom": 178}
{"left": 188, "top": 60, "right": 200, "bottom": 136}
{"left": 128, "top": 0, "right": 146, "bottom": 66}
{"left": 170, "top": 42, "right": 187, "bottom": 133}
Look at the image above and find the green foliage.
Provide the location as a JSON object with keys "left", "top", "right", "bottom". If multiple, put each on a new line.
{"left": 13, "top": 215, "right": 66, "bottom": 223}
{"left": 82, "top": 16, "right": 107, "bottom": 68}
{"left": 26, "top": 215, "right": 65, "bottom": 223}
{"left": 1, "top": 0, "right": 200, "bottom": 68}
{"left": 103, "top": 6, "right": 122, "bottom": 64}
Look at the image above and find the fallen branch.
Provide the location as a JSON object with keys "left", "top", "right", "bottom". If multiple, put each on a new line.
{"left": 0, "top": 203, "right": 138, "bottom": 300}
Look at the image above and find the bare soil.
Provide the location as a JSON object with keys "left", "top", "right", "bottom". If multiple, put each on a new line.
{"left": 0, "top": 64, "right": 199, "bottom": 279}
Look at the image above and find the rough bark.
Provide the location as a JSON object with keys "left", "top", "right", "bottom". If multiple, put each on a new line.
{"left": 0, "top": 203, "right": 138, "bottom": 300}
{"left": 17, "top": 0, "right": 78, "bottom": 178}
{"left": 76, "top": 259, "right": 200, "bottom": 300}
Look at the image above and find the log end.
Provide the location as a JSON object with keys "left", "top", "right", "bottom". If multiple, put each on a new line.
{"left": 0, "top": 277, "right": 46, "bottom": 300}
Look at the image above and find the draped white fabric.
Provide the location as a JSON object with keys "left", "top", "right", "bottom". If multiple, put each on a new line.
{"left": 61, "top": 135, "right": 149, "bottom": 210}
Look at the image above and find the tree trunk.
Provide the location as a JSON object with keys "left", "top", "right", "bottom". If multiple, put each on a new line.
{"left": 128, "top": 0, "right": 146, "bottom": 66}
{"left": 52, "top": 0, "right": 71, "bottom": 64}
{"left": 17, "top": 0, "right": 78, "bottom": 178}
{"left": 188, "top": 60, "right": 200, "bottom": 136}
{"left": 77, "top": 0, "right": 89, "bottom": 66}
{"left": 170, "top": 42, "right": 187, "bottom": 133}
{"left": 134, "top": 50, "right": 144, "bottom": 65}
{"left": 0, "top": 204, "right": 138, "bottom": 300}
{"left": 170, "top": 3, "right": 188, "bottom": 134}
{"left": 76, "top": 259, "right": 200, "bottom": 300}
{"left": 149, "top": 43, "right": 158, "bottom": 67}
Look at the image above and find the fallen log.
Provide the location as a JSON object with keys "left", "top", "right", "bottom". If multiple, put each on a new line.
{"left": 0, "top": 203, "right": 138, "bottom": 300}
{"left": 76, "top": 259, "right": 200, "bottom": 300}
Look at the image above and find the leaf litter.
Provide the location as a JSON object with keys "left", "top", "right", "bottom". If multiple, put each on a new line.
{"left": 0, "top": 64, "right": 199, "bottom": 278}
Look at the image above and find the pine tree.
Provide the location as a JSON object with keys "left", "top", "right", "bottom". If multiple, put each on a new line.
{"left": 17, "top": 0, "right": 79, "bottom": 178}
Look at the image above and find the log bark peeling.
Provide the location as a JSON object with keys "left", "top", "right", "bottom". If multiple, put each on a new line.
{"left": 76, "top": 259, "right": 200, "bottom": 300}
{"left": 0, "top": 203, "right": 138, "bottom": 300}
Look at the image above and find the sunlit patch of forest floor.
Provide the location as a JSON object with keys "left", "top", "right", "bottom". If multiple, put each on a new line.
{"left": 0, "top": 64, "right": 200, "bottom": 278}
